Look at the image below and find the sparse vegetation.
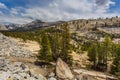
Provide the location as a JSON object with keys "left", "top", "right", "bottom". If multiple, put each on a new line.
{"left": 111, "top": 44, "right": 120, "bottom": 79}
{"left": 1, "top": 17, "right": 120, "bottom": 79}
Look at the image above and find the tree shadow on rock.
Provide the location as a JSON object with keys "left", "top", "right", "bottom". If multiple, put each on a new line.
{"left": 34, "top": 61, "right": 52, "bottom": 68}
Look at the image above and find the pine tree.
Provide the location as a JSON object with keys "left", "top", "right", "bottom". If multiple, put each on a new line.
{"left": 97, "top": 43, "right": 103, "bottom": 63}
{"left": 88, "top": 43, "right": 98, "bottom": 69}
{"left": 97, "top": 42, "right": 108, "bottom": 71}
{"left": 102, "top": 36, "right": 112, "bottom": 70}
{"left": 49, "top": 32, "right": 61, "bottom": 61}
{"left": 111, "top": 44, "right": 120, "bottom": 79}
{"left": 37, "top": 32, "right": 53, "bottom": 62}
{"left": 60, "top": 23, "right": 73, "bottom": 65}
{"left": 87, "top": 36, "right": 113, "bottom": 71}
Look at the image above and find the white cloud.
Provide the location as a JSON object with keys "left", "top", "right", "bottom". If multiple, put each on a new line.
{"left": 49, "top": 2, "right": 58, "bottom": 7}
{"left": 0, "top": 14, "right": 33, "bottom": 24}
{"left": 0, "top": 6, "right": 33, "bottom": 24}
{"left": 0, "top": 2, "right": 7, "bottom": 9}
{"left": 0, "top": 0, "right": 119, "bottom": 24}
{"left": 94, "top": 0, "right": 115, "bottom": 13}
{"left": 10, "top": 8, "right": 19, "bottom": 15}
{"left": 21, "top": 0, "right": 117, "bottom": 22}
{"left": 0, "top": 11, "right": 4, "bottom": 15}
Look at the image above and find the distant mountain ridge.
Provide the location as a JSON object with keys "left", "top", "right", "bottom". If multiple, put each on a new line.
{"left": 0, "top": 17, "right": 120, "bottom": 32}
{"left": 0, "top": 20, "right": 65, "bottom": 31}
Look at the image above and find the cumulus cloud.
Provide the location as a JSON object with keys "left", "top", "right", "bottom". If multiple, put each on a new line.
{"left": 0, "top": 15, "right": 33, "bottom": 24}
{"left": 94, "top": 0, "right": 115, "bottom": 13}
{"left": 21, "top": 0, "right": 117, "bottom": 22}
{"left": 0, "top": 2, "right": 7, "bottom": 9}
{"left": 0, "top": 0, "right": 119, "bottom": 24}
{"left": 95, "top": 0, "right": 115, "bottom": 6}
{"left": 10, "top": 8, "right": 19, "bottom": 15}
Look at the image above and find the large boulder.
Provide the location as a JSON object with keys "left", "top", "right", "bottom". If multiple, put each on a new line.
{"left": 56, "top": 58, "right": 74, "bottom": 79}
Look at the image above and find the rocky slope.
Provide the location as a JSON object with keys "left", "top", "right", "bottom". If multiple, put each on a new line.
{"left": 0, "top": 57, "right": 47, "bottom": 80}
{"left": 0, "top": 33, "right": 31, "bottom": 57}
{"left": 0, "top": 24, "right": 8, "bottom": 30}
{"left": 68, "top": 17, "right": 120, "bottom": 38}
{"left": 9, "top": 37, "right": 40, "bottom": 56}
{"left": 0, "top": 33, "right": 56, "bottom": 80}
{"left": 0, "top": 56, "right": 117, "bottom": 80}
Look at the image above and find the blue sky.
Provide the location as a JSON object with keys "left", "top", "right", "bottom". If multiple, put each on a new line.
{"left": 0, "top": 0, "right": 119, "bottom": 24}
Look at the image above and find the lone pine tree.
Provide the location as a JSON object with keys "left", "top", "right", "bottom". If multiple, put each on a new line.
{"left": 88, "top": 43, "right": 98, "bottom": 69}
{"left": 37, "top": 32, "right": 53, "bottom": 62}
{"left": 60, "top": 23, "right": 73, "bottom": 65}
{"left": 49, "top": 31, "right": 61, "bottom": 61}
